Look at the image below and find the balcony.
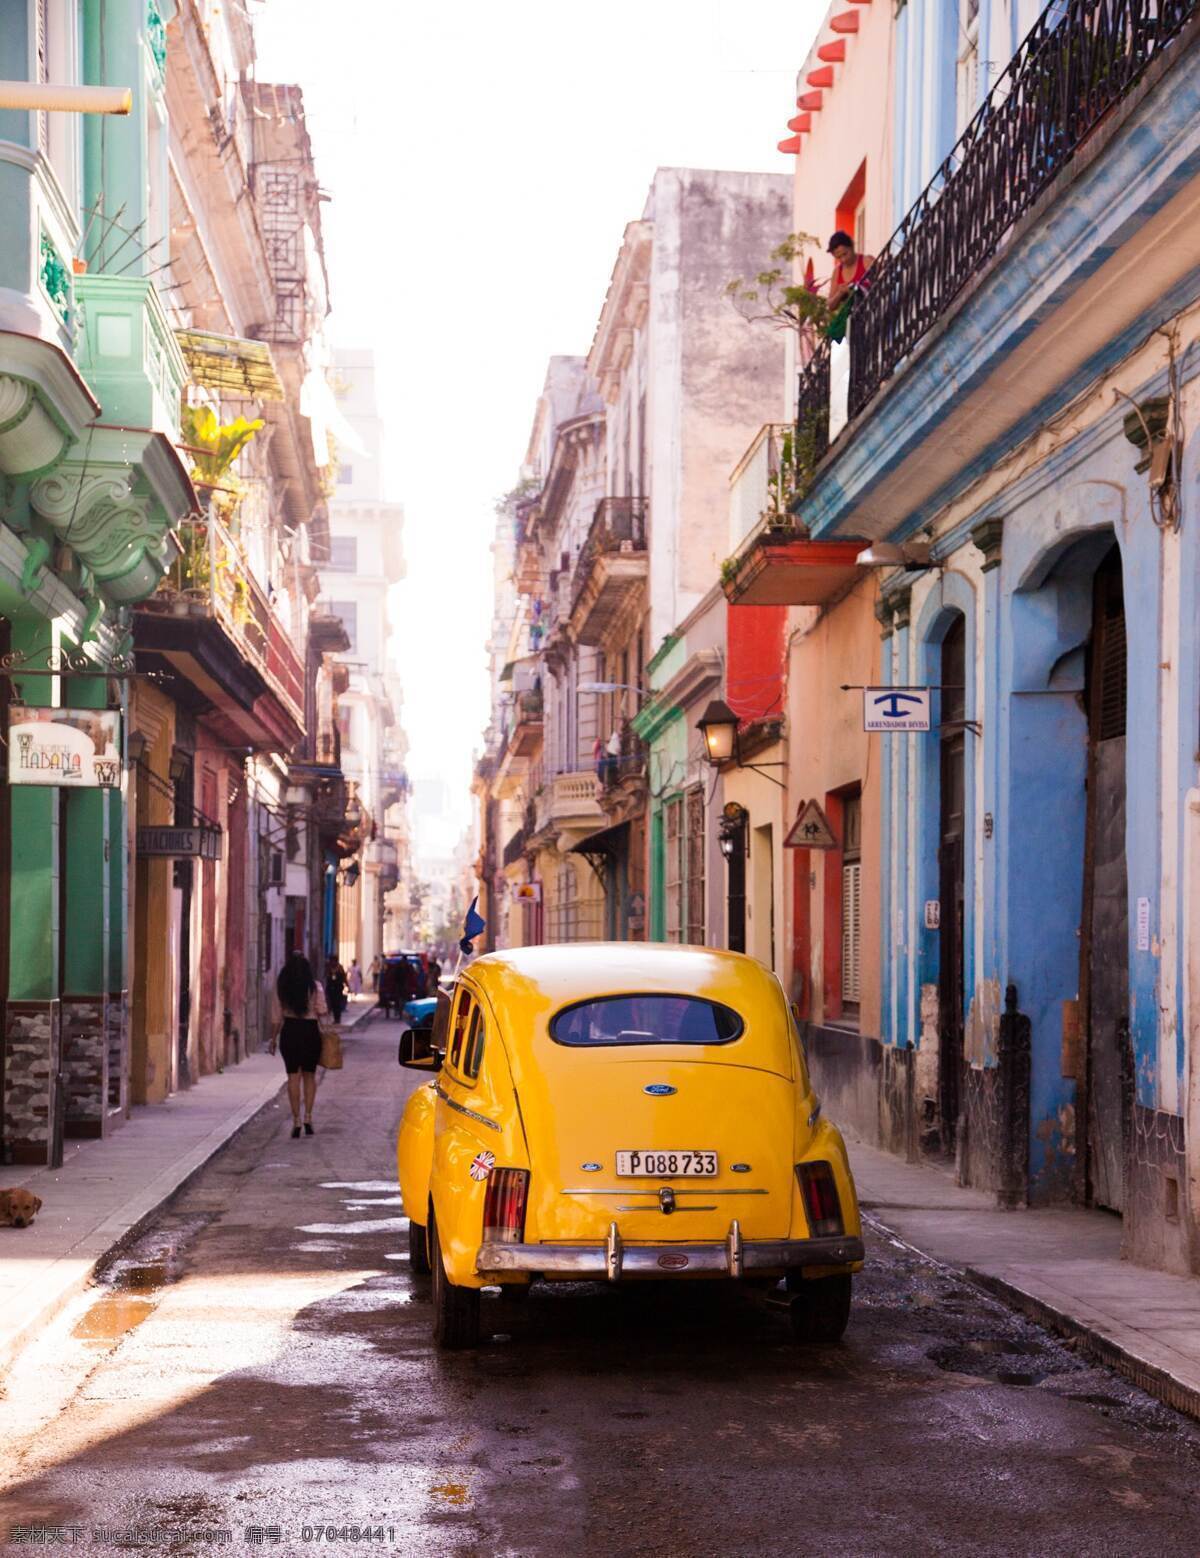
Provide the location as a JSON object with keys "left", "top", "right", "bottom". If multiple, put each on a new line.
{"left": 502, "top": 824, "right": 530, "bottom": 869}
{"left": 16, "top": 276, "right": 195, "bottom": 606}
{"left": 568, "top": 498, "right": 648, "bottom": 647}
{"left": 508, "top": 687, "right": 544, "bottom": 757}
{"left": 722, "top": 423, "right": 866, "bottom": 607}
{"left": 793, "top": 0, "right": 1200, "bottom": 542}
{"left": 366, "top": 838, "right": 399, "bottom": 892}
{"left": 136, "top": 515, "right": 306, "bottom": 749}
{"left": 533, "top": 769, "right": 606, "bottom": 852}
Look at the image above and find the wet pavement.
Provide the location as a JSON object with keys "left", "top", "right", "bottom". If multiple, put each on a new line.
{"left": 2, "top": 1020, "right": 1199, "bottom": 1556}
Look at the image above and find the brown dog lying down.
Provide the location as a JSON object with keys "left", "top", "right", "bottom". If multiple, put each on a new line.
{"left": 0, "top": 1188, "right": 43, "bottom": 1228}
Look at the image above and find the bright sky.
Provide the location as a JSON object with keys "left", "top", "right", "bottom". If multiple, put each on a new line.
{"left": 255, "top": 0, "right": 823, "bottom": 863}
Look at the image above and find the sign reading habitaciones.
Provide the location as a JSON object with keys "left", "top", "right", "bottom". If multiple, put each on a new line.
{"left": 137, "top": 825, "right": 223, "bottom": 861}
{"left": 8, "top": 708, "right": 122, "bottom": 787}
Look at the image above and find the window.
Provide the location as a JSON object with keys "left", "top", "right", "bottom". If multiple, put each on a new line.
{"left": 836, "top": 161, "right": 867, "bottom": 256}
{"left": 685, "top": 786, "right": 705, "bottom": 945}
{"left": 329, "top": 536, "right": 358, "bottom": 572}
{"left": 664, "top": 787, "right": 705, "bottom": 945}
{"left": 337, "top": 465, "right": 354, "bottom": 485}
{"left": 840, "top": 790, "right": 862, "bottom": 1013}
{"left": 664, "top": 796, "right": 683, "bottom": 942}
{"left": 551, "top": 995, "right": 743, "bottom": 1048}
{"left": 956, "top": 0, "right": 981, "bottom": 138}
{"left": 449, "top": 991, "right": 473, "bottom": 1070}
{"left": 463, "top": 1007, "right": 486, "bottom": 1079}
{"left": 327, "top": 600, "right": 358, "bottom": 653}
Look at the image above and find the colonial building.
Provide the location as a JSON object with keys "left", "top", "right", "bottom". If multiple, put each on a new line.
{"left": 745, "top": 0, "right": 1200, "bottom": 1276}
{"left": 0, "top": 1, "right": 354, "bottom": 1162}
{"left": 321, "top": 347, "right": 408, "bottom": 973}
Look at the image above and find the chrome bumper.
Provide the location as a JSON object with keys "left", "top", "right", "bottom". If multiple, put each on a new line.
{"left": 477, "top": 1218, "right": 864, "bottom": 1280}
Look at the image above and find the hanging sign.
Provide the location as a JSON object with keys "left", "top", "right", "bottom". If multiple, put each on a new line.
{"left": 784, "top": 799, "right": 838, "bottom": 850}
{"left": 8, "top": 708, "right": 122, "bottom": 787}
{"left": 863, "top": 686, "right": 931, "bottom": 732}
{"left": 137, "top": 825, "right": 223, "bottom": 861}
{"left": 513, "top": 881, "right": 542, "bottom": 903}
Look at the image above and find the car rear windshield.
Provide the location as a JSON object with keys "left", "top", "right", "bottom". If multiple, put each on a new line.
{"left": 549, "top": 994, "right": 744, "bottom": 1048}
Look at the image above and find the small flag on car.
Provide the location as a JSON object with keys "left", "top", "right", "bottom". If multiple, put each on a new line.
{"left": 459, "top": 896, "right": 486, "bottom": 956}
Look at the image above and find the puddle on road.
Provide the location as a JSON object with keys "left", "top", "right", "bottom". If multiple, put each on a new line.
{"left": 320, "top": 1180, "right": 398, "bottom": 1193}
{"left": 430, "top": 1483, "right": 470, "bottom": 1507}
{"left": 297, "top": 1218, "right": 409, "bottom": 1236}
{"left": 71, "top": 1293, "right": 155, "bottom": 1343}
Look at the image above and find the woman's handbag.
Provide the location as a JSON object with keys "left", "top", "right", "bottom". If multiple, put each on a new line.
{"left": 319, "top": 1023, "right": 343, "bottom": 1070}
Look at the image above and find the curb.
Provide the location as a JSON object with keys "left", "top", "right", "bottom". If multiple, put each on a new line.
{"left": 965, "top": 1266, "right": 1200, "bottom": 1423}
{"left": 0, "top": 1076, "right": 285, "bottom": 1376}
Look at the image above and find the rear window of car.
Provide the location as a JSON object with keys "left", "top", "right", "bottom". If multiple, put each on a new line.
{"left": 549, "top": 994, "right": 744, "bottom": 1048}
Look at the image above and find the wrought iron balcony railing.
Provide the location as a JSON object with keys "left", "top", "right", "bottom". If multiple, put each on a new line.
{"left": 160, "top": 515, "right": 305, "bottom": 725}
{"left": 797, "top": 0, "right": 1199, "bottom": 469}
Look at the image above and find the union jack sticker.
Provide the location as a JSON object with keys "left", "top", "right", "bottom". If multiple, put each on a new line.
{"left": 469, "top": 1150, "right": 496, "bottom": 1182}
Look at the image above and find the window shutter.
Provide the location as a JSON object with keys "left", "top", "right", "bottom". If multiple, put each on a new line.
{"left": 841, "top": 860, "right": 862, "bottom": 1004}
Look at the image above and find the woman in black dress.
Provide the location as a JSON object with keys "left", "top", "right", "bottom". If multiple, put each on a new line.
{"left": 269, "top": 952, "right": 329, "bottom": 1138}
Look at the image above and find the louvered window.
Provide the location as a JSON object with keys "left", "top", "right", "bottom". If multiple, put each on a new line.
{"left": 685, "top": 785, "right": 705, "bottom": 945}
{"left": 664, "top": 797, "right": 683, "bottom": 943}
{"left": 841, "top": 862, "right": 862, "bottom": 1005}
{"left": 36, "top": 0, "right": 50, "bottom": 155}
{"left": 840, "top": 789, "right": 862, "bottom": 1014}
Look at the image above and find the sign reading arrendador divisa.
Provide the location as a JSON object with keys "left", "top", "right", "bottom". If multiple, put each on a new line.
{"left": 8, "top": 708, "right": 122, "bottom": 787}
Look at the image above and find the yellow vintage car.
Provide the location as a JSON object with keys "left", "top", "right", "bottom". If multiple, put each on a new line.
{"left": 396, "top": 943, "right": 864, "bottom": 1349}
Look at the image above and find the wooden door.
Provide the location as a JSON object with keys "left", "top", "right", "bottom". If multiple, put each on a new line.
{"left": 938, "top": 617, "right": 967, "bottom": 1155}
{"left": 1082, "top": 545, "right": 1130, "bottom": 1212}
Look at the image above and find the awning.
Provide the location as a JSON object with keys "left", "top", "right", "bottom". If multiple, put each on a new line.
{"left": 174, "top": 329, "right": 285, "bottom": 402}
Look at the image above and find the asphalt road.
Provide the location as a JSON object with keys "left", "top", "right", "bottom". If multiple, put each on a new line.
{"left": 2, "top": 1019, "right": 1199, "bottom": 1557}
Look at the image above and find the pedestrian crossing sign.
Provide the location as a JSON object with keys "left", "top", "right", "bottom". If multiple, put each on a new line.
{"left": 784, "top": 799, "right": 838, "bottom": 851}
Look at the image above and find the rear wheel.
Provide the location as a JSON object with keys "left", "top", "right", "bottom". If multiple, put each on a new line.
{"left": 431, "top": 1215, "right": 481, "bottom": 1349}
{"left": 788, "top": 1273, "right": 852, "bottom": 1343}
{"left": 408, "top": 1216, "right": 431, "bottom": 1275}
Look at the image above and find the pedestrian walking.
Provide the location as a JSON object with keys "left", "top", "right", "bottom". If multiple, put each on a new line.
{"left": 325, "top": 959, "right": 348, "bottom": 1024}
{"left": 369, "top": 954, "right": 381, "bottom": 993}
{"left": 348, "top": 958, "right": 363, "bottom": 997}
{"left": 269, "top": 951, "right": 328, "bottom": 1138}
{"left": 426, "top": 957, "right": 442, "bottom": 995}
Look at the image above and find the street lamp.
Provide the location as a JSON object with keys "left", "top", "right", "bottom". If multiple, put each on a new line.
{"left": 718, "top": 802, "right": 748, "bottom": 859}
{"left": 696, "top": 699, "right": 786, "bottom": 788}
{"left": 697, "top": 699, "right": 738, "bottom": 763}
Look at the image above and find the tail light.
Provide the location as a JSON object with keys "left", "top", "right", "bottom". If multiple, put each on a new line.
{"left": 483, "top": 1168, "right": 529, "bottom": 1244}
{"left": 795, "top": 1161, "right": 844, "bottom": 1237}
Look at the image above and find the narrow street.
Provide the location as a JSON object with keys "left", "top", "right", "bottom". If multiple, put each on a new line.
{"left": 2, "top": 1022, "right": 1197, "bottom": 1558}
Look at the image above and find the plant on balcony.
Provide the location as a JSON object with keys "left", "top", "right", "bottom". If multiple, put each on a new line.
{"left": 181, "top": 404, "right": 263, "bottom": 528}
{"left": 726, "top": 233, "right": 832, "bottom": 343}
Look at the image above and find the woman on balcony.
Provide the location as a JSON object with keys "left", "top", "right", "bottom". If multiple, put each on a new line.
{"left": 825, "top": 230, "right": 874, "bottom": 342}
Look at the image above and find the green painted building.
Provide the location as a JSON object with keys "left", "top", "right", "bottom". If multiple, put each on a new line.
{"left": 0, "top": 0, "right": 192, "bottom": 1162}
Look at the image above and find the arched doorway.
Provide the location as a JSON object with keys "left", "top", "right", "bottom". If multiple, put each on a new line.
{"left": 1081, "top": 543, "right": 1130, "bottom": 1212}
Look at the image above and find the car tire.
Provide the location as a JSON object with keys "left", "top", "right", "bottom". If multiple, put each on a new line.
{"left": 431, "top": 1214, "right": 481, "bottom": 1350}
{"left": 408, "top": 1217, "right": 431, "bottom": 1275}
{"left": 788, "top": 1273, "right": 852, "bottom": 1343}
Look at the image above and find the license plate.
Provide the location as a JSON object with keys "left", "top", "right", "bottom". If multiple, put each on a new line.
{"left": 615, "top": 1150, "right": 718, "bottom": 1177}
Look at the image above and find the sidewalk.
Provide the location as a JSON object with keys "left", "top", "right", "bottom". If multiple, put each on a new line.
{"left": 848, "top": 1134, "right": 1200, "bottom": 1420}
{"left": 0, "top": 1002, "right": 379, "bottom": 1374}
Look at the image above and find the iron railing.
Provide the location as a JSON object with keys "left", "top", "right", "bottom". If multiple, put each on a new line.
{"left": 570, "top": 496, "right": 648, "bottom": 618}
{"left": 162, "top": 515, "right": 306, "bottom": 725}
{"left": 797, "top": 0, "right": 1199, "bottom": 463}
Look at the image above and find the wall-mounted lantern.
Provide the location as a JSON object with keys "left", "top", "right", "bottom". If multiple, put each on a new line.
{"left": 697, "top": 699, "right": 738, "bottom": 764}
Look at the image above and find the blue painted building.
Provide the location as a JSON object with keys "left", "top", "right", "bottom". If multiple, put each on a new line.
{"left": 789, "top": 0, "right": 1200, "bottom": 1274}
